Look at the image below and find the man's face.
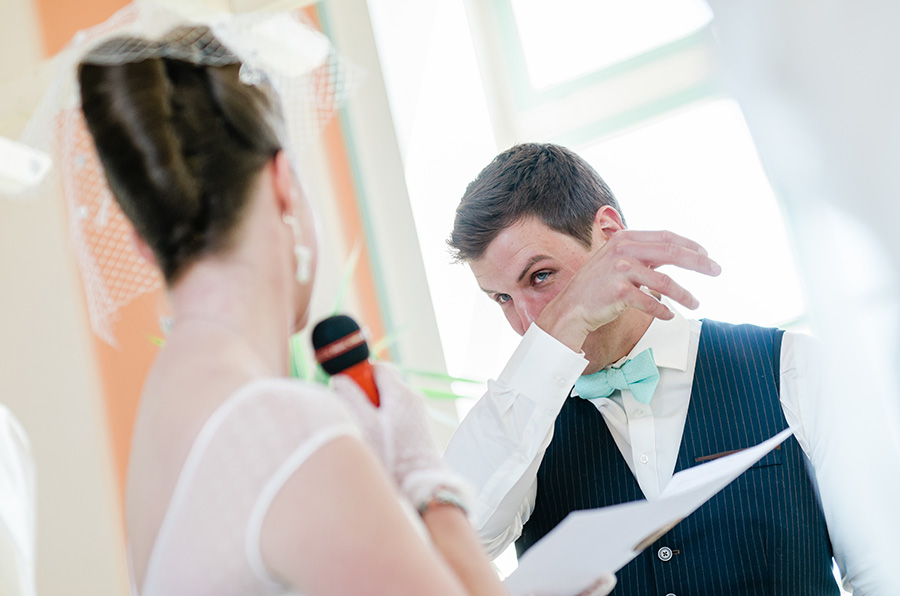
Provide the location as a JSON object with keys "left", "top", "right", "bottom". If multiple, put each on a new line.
{"left": 469, "top": 216, "right": 597, "bottom": 336}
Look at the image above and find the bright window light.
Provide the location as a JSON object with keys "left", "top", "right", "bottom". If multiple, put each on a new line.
{"left": 367, "top": 0, "right": 517, "bottom": 389}
{"left": 510, "top": 0, "right": 713, "bottom": 90}
{"left": 579, "top": 99, "right": 806, "bottom": 328}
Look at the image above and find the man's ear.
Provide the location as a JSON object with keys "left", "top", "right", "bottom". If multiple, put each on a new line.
{"left": 131, "top": 229, "right": 157, "bottom": 266}
{"left": 271, "top": 150, "right": 295, "bottom": 218}
{"left": 592, "top": 205, "right": 626, "bottom": 244}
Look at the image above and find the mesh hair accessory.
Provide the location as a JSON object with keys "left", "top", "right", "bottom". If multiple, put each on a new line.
{"left": 8, "top": 0, "right": 361, "bottom": 345}
{"left": 331, "top": 363, "right": 474, "bottom": 513}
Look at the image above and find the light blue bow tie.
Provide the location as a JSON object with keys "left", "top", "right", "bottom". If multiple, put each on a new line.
{"left": 574, "top": 348, "right": 660, "bottom": 405}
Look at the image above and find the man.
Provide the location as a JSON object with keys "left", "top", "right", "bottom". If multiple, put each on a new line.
{"left": 443, "top": 143, "right": 859, "bottom": 595}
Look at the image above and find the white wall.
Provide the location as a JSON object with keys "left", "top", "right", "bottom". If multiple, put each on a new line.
{"left": 0, "top": 1, "right": 130, "bottom": 595}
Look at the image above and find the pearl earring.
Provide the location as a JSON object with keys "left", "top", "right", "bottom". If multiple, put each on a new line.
{"left": 294, "top": 244, "right": 312, "bottom": 284}
{"left": 282, "top": 213, "right": 312, "bottom": 284}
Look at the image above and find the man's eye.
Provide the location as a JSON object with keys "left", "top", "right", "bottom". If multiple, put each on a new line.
{"left": 495, "top": 293, "right": 511, "bottom": 304}
{"left": 533, "top": 271, "right": 551, "bottom": 284}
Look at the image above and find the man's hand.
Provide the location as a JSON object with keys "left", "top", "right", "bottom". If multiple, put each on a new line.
{"left": 537, "top": 229, "right": 720, "bottom": 352}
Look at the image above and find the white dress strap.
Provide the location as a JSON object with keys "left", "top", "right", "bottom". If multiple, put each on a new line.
{"left": 139, "top": 378, "right": 359, "bottom": 596}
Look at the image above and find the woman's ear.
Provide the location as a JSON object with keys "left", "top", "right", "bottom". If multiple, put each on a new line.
{"left": 271, "top": 150, "right": 295, "bottom": 218}
{"left": 131, "top": 229, "right": 157, "bottom": 266}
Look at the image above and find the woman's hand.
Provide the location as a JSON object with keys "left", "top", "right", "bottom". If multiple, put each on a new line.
{"left": 332, "top": 363, "right": 472, "bottom": 510}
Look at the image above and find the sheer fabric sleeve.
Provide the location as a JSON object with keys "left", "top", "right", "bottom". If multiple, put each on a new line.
{"left": 141, "top": 379, "right": 359, "bottom": 596}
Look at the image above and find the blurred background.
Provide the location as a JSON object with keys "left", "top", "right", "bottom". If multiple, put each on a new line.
{"left": 1, "top": 0, "right": 897, "bottom": 594}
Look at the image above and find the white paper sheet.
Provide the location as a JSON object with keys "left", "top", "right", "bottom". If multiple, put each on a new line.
{"left": 504, "top": 428, "right": 793, "bottom": 596}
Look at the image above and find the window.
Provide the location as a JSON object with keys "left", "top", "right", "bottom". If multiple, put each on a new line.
{"left": 509, "top": 0, "right": 713, "bottom": 90}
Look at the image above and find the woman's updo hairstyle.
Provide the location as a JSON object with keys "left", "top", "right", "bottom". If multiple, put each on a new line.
{"left": 78, "top": 26, "right": 284, "bottom": 283}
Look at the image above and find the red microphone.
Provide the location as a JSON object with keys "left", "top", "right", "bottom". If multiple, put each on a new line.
{"left": 312, "top": 314, "right": 379, "bottom": 407}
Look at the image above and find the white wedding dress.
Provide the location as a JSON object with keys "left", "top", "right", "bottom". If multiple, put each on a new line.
{"left": 133, "top": 378, "right": 360, "bottom": 596}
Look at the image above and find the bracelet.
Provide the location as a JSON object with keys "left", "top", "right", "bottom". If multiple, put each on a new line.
{"left": 417, "top": 488, "right": 469, "bottom": 517}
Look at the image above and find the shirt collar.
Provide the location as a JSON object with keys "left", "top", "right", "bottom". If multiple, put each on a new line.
{"left": 614, "top": 305, "right": 691, "bottom": 372}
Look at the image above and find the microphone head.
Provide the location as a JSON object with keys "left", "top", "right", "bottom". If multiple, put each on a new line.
{"left": 311, "top": 314, "right": 370, "bottom": 375}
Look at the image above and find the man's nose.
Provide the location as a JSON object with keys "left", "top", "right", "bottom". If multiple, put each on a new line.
{"left": 513, "top": 300, "right": 537, "bottom": 335}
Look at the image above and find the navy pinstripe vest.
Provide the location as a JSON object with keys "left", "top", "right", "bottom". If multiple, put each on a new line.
{"left": 516, "top": 320, "right": 838, "bottom": 595}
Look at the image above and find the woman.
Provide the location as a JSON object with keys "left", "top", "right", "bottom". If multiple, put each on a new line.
{"left": 77, "top": 26, "right": 517, "bottom": 596}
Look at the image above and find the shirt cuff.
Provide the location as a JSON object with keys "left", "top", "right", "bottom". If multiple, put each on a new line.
{"left": 496, "top": 323, "right": 588, "bottom": 409}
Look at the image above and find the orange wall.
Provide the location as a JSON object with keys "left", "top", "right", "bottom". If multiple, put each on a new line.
{"left": 89, "top": 292, "right": 165, "bottom": 495}
{"left": 321, "top": 115, "right": 388, "bottom": 345}
{"left": 35, "top": 0, "right": 129, "bottom": 55}
{"left": 309, "top": 3, "right": 388, "bottom": 346}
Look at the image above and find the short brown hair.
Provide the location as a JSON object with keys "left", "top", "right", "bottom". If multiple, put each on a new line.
{"left": 448, "top": 143, "right": 624, "bottom": 262}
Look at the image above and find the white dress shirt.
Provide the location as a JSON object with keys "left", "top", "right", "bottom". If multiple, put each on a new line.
{"left": 443, "top": 310, "right": 886, "bottom": 594}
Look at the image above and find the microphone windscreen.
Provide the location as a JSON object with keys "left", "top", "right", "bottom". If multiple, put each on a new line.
{"left": 312, "top": 314, "right": 370, "bottom": 375}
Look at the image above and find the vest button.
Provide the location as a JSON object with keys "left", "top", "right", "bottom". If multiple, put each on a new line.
{"left": 665, "top": 593, "right": 677, "bottom": 596}
{"left": 657, "top": 546, "right": 673, "bottom": 561}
